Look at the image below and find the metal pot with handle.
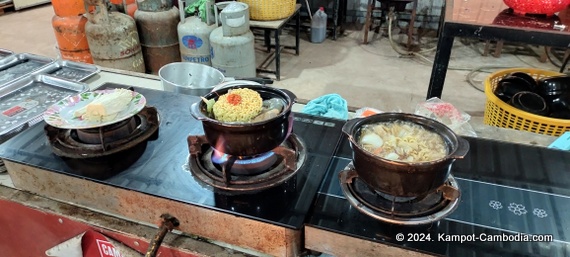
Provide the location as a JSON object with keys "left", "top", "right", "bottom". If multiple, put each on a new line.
{"left": 158, "top": 62, "right": 272, "bottom": 96}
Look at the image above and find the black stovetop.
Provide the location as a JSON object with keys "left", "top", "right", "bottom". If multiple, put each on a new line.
{"left": 0, "top": 84, "right": 344, "bottom": 230}
{"left": 309, "top": 136, "right": 570, "bottom": 256}
{"left": 3, "top": 83, "right": 570, "bottom": 256}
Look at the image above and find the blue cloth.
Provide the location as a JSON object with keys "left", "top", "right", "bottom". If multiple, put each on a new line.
{"left": 302, "top": 94, "right": 348, "bottom": 120}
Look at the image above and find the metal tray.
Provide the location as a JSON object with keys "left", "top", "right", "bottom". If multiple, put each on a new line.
{"left": 0, "top": 49, "right": 13, "bottom": 61}
{"left": 0, "top": 74, "right": 89, "bottom": 140}
{"left": 31, "top": 60, "right": 101, "bottom": 82}
{"left": 0, "top": 53, "right": 54, "bottom": 87}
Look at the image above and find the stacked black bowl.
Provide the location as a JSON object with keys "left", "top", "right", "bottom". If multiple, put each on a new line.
{"left": 494, "top": 72, "right": 570, "bottom": 119}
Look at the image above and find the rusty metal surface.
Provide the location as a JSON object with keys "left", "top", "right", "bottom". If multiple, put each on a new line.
{"left": 145, "top": 213, "right": 180, "bottom": 257}
{"left": 86, "top": 12, "right": 145, "bottom": 72}
{"left": 135, "top": 7, "right": 181, "bottom": 74}
{"left": 4, "top": 160, "right": 302, "bottom": 257}
{"left": 93, "top": 52, "right": 145, "bottom": 73}
{"left": 44, "top": 106, "right": 160, "bottom": 158}
{"left": 305, "top": 226, "right": 434, "bottom": 257}
{"left": 186, "top": 134, "right": 307, "bottom": 192}
{"left": 141, "top": 45, "right": 181, "bottom": 75}
{"left": 0, "top": 185, "right": 249, "bottom": 257}
{"left": 136, "top": 0, "right": 173, "bottom": 12}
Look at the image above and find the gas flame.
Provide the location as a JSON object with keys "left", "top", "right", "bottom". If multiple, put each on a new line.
{"left": 211, "top": 136, "right": 229, "bottom": 163}
{"left": 210, "top": 136, "right": 276, "bottom": 165}
{"left": 211, "top": 148, "right": 229, "bottom": 164}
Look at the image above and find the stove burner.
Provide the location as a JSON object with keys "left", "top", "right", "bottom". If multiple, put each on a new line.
{"left": 187, "top": 134, "right": 306, "bottom": 193}
{"left": 44, "top": 107, "right": 160, "bottom": 158}
{"left": 339, "top": 168, "right": 460, "bottom": 225}
{"left": 75, "top": 117, "right": 137, "bottom": 144}
{"left": 375, "top": 191, "right": 418, "bottom": 203}
{"left": 211, "top": 149, "right": 279, "bottom": 175}
{"left": 44, "top": 106, "right": 160, "bottom": 179}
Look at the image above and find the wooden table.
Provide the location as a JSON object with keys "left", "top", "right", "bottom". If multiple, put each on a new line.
{"left": 250, "top": 4, "right": 301, "bottom": 80}
{"left": 427, "top": 0, "right": 570, "bottom": 99}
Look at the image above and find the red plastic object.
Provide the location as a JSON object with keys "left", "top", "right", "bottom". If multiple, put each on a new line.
{"left": 492, "top": 8, "right": 561, "bottom": 29}
{"left": 502, "top": 0, "right": 570, "bottom": 16}
{"left": 0, "top": 199, "right": 199, "bottom": 257}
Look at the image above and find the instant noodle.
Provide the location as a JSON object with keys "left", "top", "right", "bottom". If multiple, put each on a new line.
{"left": 212, "top": 88, "right": 263, "bottom": 122}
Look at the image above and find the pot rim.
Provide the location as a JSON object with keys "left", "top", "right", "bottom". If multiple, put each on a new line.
{"left": 343, "top": 112, "right": 469, "bottom": 166}
{"left": 158, "top": 62, "right": 225, "bottom": 90}
{"left": 190, "top": 84, "right": 297, "bottom": 126}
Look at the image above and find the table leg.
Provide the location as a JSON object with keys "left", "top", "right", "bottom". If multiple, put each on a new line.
{"left": 275, "top": 29, "right": 281, "bottom": 80}
{"left": 296, "top": 9, "right": 300, "bottom": 55}
{"left": 426, "top": 34, "right": 454, "bottom": 99}
{"left": 264, "top": 29, "right": 270, "bottom": 52}
{"left": 363, "top": 0, "right": 374, "bottom": 44}
{"left": 333, "top": 0, "right": 339, "bottom": 40}
{"left": 340, "top": 0, "right": 347, "bottom": 35}
{"left": 407, "top": 0, "right": 417, "bottom": 50}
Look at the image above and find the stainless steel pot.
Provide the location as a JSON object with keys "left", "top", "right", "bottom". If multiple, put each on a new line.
{"left": 342, "top": 113, "right": 470, "bottom": 197}
{"left": 159, "top": 62, "right": 273, "bottom": 96}
{"left": 190, "top": 84, "right": 297, "bottom": 156}
{"left": 159, "top": 62, "right": 225, "bottom": 96}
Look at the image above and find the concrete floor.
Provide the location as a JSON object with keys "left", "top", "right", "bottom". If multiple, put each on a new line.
{"left": 0, "top": 3, "right": 562, "bottom": 138}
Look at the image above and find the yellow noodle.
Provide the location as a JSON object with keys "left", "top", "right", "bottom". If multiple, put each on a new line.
{"left": 359, "top": 120, "right": 447, "bottom": 162}
{"left": 212, "top": 88, "right": 263, "bottom": 122}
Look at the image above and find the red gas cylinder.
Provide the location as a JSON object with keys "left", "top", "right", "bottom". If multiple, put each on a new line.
{"left": 124, "top": 0, "right": 138, "bottom": 18}
{"left": 52, "top": 0, "right": 85, "bottom": 16}
{"left": 52, "top": 15, "right": 94, "bottom": 63}
{"left": 51, "top": 0, "right": 93, "bottom": 63}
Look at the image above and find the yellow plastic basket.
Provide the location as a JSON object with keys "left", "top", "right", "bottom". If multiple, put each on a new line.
{"left": 238, "top": 0, "right": 295, "bottom": 21}
{"left": 484, "top": 68, "right": 570, "bottom": 136}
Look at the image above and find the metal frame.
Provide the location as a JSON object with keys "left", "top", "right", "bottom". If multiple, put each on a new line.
{"left": 427, "top": 0, "right": 570, "bottom": 99}
{"left": 251, "top": 5, "right": 301, "bottom": 80}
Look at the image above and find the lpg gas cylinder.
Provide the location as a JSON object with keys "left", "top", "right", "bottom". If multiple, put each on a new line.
{"left": 52, "top": 15, "right": 94, "bottom": 63}
{"left": 52, "top": 0, "right": 85, "bottom": 16}
{"left": 177, "top": 0, "right": 216, "bottom": 66}
{"left": 210, "top": 2, "right": 256, "bottom": 78}
{"left": 51, "top": 0, "right": 93, "bottom": 63}
{"left": 124, "top": 0, "right": 137, "bottom": 18}
{"left": 84, "top": 0, "right": 145, "bottom": 72}
{"left": 108, "top": 0, "right": 124, "bottom": 12}
{"left": 134, "top": 0, "right": 181, "bottom": 74}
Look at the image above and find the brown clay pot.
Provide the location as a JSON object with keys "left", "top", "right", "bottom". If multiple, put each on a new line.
{"left": 342, "top": 113, "right": 470, "bottom": 197}
{"left": 190, "top": 84, "right": 296, "bottom": 156}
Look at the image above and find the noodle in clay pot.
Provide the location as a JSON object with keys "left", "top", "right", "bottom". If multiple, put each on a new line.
{"left": 342, "top": 112, "right": 470, "bottom": 197}
{"left": 202, "top": 88, "right": 285, "bottom": 123}
{"left": 190, "top": 84, "right": 298, "bottom": 157}
{"left": 358, "top": 120, "right": 448, "bottom": 163}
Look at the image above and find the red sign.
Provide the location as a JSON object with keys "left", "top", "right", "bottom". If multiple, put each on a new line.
{"left": 95, "top": 239, "right": 123, "bottom": 257}
{"left": 82, "top": 230, "right": 123, "bottom": 257}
